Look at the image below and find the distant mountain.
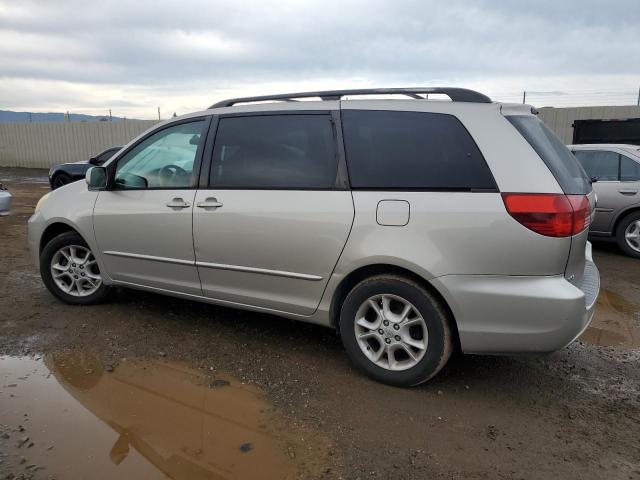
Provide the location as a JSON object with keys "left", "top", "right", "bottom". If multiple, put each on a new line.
{"left": 0, "top": 110, "right": 127, "bottom": 123}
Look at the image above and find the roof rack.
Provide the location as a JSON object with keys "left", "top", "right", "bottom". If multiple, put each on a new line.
{"left": 209, "top": 87, "right": 492, "bottom": 108}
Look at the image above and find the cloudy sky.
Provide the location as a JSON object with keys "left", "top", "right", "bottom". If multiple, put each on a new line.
{"left": 0, "top": 0, "right": 638, "bottom": 119}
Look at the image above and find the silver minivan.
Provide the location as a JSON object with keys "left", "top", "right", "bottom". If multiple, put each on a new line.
{"left": 569, "top": 144, "right": 640, "bottom": 258}
{"left": 28, "top": 88, "right": 600, "bottom": 386}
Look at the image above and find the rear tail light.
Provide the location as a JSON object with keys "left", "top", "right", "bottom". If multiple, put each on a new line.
{"left": 501, "top": 193, "right": 591, "bottom": 237}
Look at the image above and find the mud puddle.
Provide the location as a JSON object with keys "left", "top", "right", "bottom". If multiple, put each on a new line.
{"left": 0, "top": 353, "right": 324, "bottom": 479}
{"left": 581, "top": 289, "right": 640, "bottom": 348}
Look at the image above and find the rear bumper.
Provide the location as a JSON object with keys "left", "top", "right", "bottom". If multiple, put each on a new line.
{"left": 432, "top": 256, "right": 600, "bottom": 354}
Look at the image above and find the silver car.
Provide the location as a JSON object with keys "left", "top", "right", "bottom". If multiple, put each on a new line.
{"left": 27, "top": 88, "right": 599, "bottom": 386}
{"left": 569, "top": 144, "right": 640, "bottom": 258}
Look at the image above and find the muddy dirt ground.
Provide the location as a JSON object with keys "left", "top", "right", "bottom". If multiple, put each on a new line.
{"left": 1, "top": 168, "right": 639, "bottom": 480}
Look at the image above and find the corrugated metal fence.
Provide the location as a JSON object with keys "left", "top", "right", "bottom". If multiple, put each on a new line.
{"left": 2, "top": 106, "right": 640, "bottom": 168}
{"left": 0, "top": 120, "right": 157, "bottom": 168}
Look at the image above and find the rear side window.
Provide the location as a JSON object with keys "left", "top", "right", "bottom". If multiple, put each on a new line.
{"left": 621, "top": 155, "right": 640, "bottom": 181}
{"left": 507, "top": 116, "right": 591, "bottom": 194}
{"left": 210, "top": 115, "right": 338, "bottom": 189}
{"left": 573, "top": 150, "right": 619, "bottom": 181}
{"left": 341, "top": 110, "right": 496, "bottom": 190}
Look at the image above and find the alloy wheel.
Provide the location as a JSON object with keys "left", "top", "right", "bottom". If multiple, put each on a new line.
{"left": 354, "top": 294, "right": 428, "bottom": 371}
{"left": 625, "top": 220, "right": 640, "bottom": 253}
{"left": 50, "top": 245, "right": 102, "bottom": 296}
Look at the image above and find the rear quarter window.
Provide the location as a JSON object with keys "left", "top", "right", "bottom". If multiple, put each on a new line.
{"left": 341, "top": 110, "right": 496, "bottom": 190}
{"left": 507, "top": 116, "right": 591, "bottom": 194}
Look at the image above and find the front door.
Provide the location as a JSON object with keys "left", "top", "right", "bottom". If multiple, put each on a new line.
{"left": 572, "top": 149, "right": 621, "bottom": 233}
{"left": 193, "top": 112, "right": 354, "bottom": 315}
{"left": 93, "top": 119, "right": 208, "bottom": 295}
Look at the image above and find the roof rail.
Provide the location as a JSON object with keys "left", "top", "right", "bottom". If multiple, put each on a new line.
{"left": 209, "top": 87, "right": 492, "bottom": 108}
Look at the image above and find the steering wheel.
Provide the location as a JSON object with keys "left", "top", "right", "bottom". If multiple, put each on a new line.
{"left": 159, "top": 164, "right": 188, "bottom": 187}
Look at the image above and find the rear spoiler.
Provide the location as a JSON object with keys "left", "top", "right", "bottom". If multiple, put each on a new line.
{"left": 500, "top": 103, "right": 539, "bottom": 116}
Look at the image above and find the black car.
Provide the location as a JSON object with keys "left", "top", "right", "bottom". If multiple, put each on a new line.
{"left": 49, "top": 146, "right": 122, "bottom": 189}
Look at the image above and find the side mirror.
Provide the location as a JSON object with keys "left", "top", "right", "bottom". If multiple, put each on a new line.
{"left": 109, "top": 432, "right": 130, "bottom": 465}
{"left": 88, "top": 157, "right": 99, "bottom": 166}
{"left": 86, "top": 166, "right": 108, "bottom": 191}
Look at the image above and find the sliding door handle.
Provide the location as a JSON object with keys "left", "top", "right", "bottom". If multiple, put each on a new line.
{"left": 197, "top": 197, "right": 224, "bottom": 209}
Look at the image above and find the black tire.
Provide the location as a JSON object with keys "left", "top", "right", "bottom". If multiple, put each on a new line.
{"left": 615, "top": 211, "right": 640, "bottom": 259}
{"left": 40, "top": 231, "right": 111, "bottom": 305}
{"left": 339, "top": 275, "right": 453, "bottom": 387}
{"left": 52, "top": 173, "right": 72, "bottom": 189}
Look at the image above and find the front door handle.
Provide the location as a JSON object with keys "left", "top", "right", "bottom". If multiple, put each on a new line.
{"left": 166, "top": 198, "right": 191, "bottom": 209}
{"left": 618, "top": 189, "right": 638, "bottom": 195}
{"left": 196, "top": 197, "right": 224, "bottom": 209}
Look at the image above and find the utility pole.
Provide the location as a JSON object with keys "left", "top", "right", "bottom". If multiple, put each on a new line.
{"left": 109, "top": 109, "right": 112, "bottom": 122}
{"left": 637, "top": 87, "right": 639, "bottom": 106}
{"left": 522, "top": 91, "right": 526, "bottom": 104}
{"left": 157, "top": 107, "right": 161, "bottom": 121}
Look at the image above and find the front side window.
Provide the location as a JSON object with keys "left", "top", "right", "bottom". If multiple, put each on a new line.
{"left": 620, "top": 155, "right": 640, "bottom": 182}
{"left": 115, "top": 120, "right": 205, "bottom": 189}
{"left": 573, "top": 150, "right": 619, "bottom": 181}
{"left": 341, "top": 110, "right": 495, "bottom": 190}
{"left": 209, "top": 115, "right": 338, "bottom": 189}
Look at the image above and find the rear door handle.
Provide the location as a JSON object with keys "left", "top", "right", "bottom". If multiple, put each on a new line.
{"left": 196, "top": 197, "right": 224, "bottom": 209}
{"left": 166, "top": 198, "right": 191, "bottom": 209}
{"left": 618, "top": 189, "right": 638, "bottom": 195}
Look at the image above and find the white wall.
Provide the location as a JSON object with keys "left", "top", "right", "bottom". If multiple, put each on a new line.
{"left": 0, "top": 120, "right": 157, "bottom": 168}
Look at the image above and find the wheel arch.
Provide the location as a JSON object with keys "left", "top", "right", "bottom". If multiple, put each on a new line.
{"left": 40, "top": 221, "right": 84, "bottom": 253}
{"left": 51, "top": 170, "right": 72, "bottom": 187}
{"left": 329, "top": 263, "right": 460, "bottom": 349}
{"left": 612, "top": 205, "right": 640, "bottom": 235}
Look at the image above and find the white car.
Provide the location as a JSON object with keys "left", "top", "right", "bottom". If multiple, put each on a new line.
{"left": 0, "top": 183, "right": 11, "bottom": 215}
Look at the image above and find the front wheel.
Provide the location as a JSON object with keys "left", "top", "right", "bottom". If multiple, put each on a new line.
{"left": 615, "top": 211, "right": 640, "bottom": 259}
{"left": 339, "top": 275, "right": 453, "bottom": 387}
{"left": 40, "top": 231, "right": 111, "bottom": 304}
{"left": 52, "top": 173, "right": 72, "bottom": 189}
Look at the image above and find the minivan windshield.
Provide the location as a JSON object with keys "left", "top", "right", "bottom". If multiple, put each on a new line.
{"left": 507, "top": 115, "right": 591, "bottom": 195}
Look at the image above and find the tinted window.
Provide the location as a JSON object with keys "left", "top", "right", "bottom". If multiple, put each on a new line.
{"left": 573, "top": 150, "right": 619, "bottom": 181}
{"left": 210, "top": 115, "right": 337, "bottom": 189}
{"left": 115, "top": 120, "right": 205, "bottom": 189}
{"left": 507, "top": 116, "right": 591, "bottom": 194}
{"left": 97, "top": 148, "right": 119, "bottom": 164}
{"left": 621, "top": 155, "right": 640, "bottom": 181}
{"left": 341, "top": 110, "right": 495, "bottom": 189}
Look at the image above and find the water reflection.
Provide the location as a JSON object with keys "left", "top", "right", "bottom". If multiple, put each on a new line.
{"left": 0, "top": 353, "right": 314, "bottom": 479}
{"left": 581, "top": 289, "right": 640, "bottom": 348}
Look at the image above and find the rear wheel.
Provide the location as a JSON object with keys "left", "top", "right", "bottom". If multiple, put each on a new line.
{"left": 40, "top": 231, "right": 111, "bottom": 304}
{"left": 339, "top": 275, "right": 453, "bottom": 387}
{"left": 52, "top": 173, "right": 72, "bottom": 189}
{"left": 615, "top": 211, "right": 640, "bottom": 259}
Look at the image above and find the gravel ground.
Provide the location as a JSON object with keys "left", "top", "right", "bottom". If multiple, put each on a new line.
{"left": 1, "top": 167, "right": 639, "bottom": 480}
